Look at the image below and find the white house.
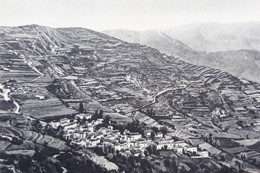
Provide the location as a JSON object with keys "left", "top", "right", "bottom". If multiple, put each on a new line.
{"left": 50, "top": 121, "right": 60, "bottom": 129}
{"left": 96, "top": 118, "right": 104, "bottom": 124}
{"left": 108, "top": 126, "right": 113, "bottom": 130}
{"left": 157, "top": 139, "right": 174, "bottom": 149}
{"left": 174, "top": 141, "right": 188, "bottom": 147}
{"left": 123, "top": 129, "right": 130, "bottom": 135}
{"left": 76, "top": 113, "right": 92, "bottom": 120}
{"left": 138, "top": 141, "right": 149, "bottom": 149}
{"left": 144, "top": 130, "right": 153, "bottom": 137}
{"left": 174, "top": 147, "right": 184, "bottom": 155}
{"left": 128, "top": 133, "right": 142, "bottom": 142}
{"left": 156, "top": 132, "right": 163, "bottom": 138}
{"left": 114, "top": 143, "right": 128, "bottom": 151}
{"left": 63, "top": 133, "right": 73, "bottom": 140}
{"left": 35, "top": 95, "right": 45, "bottom": 100}
{"left": 87, "top": 138, "right": 101, "bottom": 148}
{"left": 185, "top": 146, "right": 198, "bottom": 154}
{"left": 63, "top": 123, "right": 78, "bottom": 131}
{"left": 73, "top": 131, "right": 87, "bottom": 139}
{"left": 198, "top": 150, "right": 209, "bottom": 157}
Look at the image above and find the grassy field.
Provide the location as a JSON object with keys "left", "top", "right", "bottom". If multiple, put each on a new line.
{"left": 20, "top": 129, "right": 69, "bottom": 150}
{"left": 233, "top": 139, "right": 259, "bottom": 147}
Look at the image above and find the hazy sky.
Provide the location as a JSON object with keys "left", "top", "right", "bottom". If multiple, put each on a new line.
{"left": 1, "top": 0, "right": 260, "bottom": 31}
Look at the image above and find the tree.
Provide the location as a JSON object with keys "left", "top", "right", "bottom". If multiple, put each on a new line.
{"left": 146, "top": 144, "right": 157, "bottom": 155}
{"left": 18, "top": 155, "right": 32, "bottom": 172}
{"left": 164, "top": 159, "right": 171, "bottom": 172}
{"left": 146, "top": 108, "right": 156, "bottom": 117}
{"left": 93, "top": 110, "right": 103, "bottom": 120}
{"left": 99, "top": 110, "right": 103, "bottom": 117}
{"left": 163, "top": 145, "right": 168, "bottom": 150}
{"left": 104, "top": 115, "right": 112, "bottom": 125}
{"left": 160, "top": 126, "right": 168, "bottom": 137}
{"left": 76, "top": 117, "right": 81, "bottom": 125}
{"left": 117, "top": 124, "right": 125, "bottom": 134}
{"left": 0, "top": 166, "right": 13, "bottom": 173}
{"left": 151, "top": 131, "right": 156, "bottom": 140}
{"left": 208, "top": 133, "right": 213, "bottom": 143}
{"left": 144, "top": 150, "right": 149, "bottom": 157}
{"left": 81, "top": 117, "right": 86, "bottom": 125}
{"left": 152, "top": 126, "right": 159, "bottom": 134}
{"left": 79, "top": 102, "right": 84, "bottom": 113}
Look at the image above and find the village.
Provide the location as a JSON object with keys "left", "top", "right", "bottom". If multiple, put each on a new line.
{"left": 46, "top": 111, "right": 210, "bottom": 160}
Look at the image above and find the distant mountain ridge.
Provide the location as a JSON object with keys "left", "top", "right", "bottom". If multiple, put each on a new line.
{"left": 163, "top": 22, "right": 260, "bottom": 52}
{"left": 103, "top": 23, "right": 260, "bottom": 83}
{"left": 103, "top": 29, "right": 197, "bottom": 57}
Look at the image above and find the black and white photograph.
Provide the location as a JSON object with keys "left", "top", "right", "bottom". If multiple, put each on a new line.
{"left": 1, "top": 0, "right": 260, "bottom": 172}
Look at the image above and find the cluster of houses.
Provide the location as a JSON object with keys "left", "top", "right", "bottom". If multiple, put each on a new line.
{"left": 49, "top": 113, "right": 209, "bottom": 158}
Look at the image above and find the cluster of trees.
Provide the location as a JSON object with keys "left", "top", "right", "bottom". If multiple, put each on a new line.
{"left": 94, "top": 143, "right": 180, "bottom": 173}
{"left": 150, "top": 126, "right": 168, "bottom": 140}
{"left": 112, "top": 120, "right": 168, "bottom": 140}
{"left": 126, "top": 119, "right": 146, "bottom": 135}
{"left": 202, "top": 133, "right": 220, "bottom": 147}
{"left": 112, "top": 119, "right": 146, "bottom": 136}
{"left": 145, "top": 144, "right": 157, "bottom": 156}
{"left": 92, "top": 110, "right": 104, "bottom": 120}
{"left": 76, "top": 116, "right": 87, "bottom": 125}
{"left": 0, "top": 146, "right": 113, "bottom": 173}
{"left": 0, "top": 149, "right": 63, "bottom": 173}
{"left": 139, "top": 108, "right": 156, "bottom": 118}
{"left": 95, "top": 146, "right": 153, "bottom": 173}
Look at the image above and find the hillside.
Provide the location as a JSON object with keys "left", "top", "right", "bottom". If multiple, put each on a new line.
{"left": 1, "top": 24, "right": 260, "bottom": 131}
{"left": 104, "top": 29, "right": 197, "bottom": 57}
{"left": 104, "top": 24, "right": 260, "bottom": 83}
{"left": 1, "top": 25, "right": 260, "bottom": 172}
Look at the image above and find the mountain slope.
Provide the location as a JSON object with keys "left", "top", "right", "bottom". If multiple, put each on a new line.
{"left": 104, "top": 23, "right": 260, "bottom": 83}
{"left": 104, "top": 29, "right": 198, "bottom": 58}
{"left": 1, "top": 24, "right": 260, "bottom": 123}
{"left": 195, "top": 50, "right": 260, "bottom": 82}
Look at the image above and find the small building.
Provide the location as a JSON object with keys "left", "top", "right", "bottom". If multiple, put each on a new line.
{"left": 174, "top": 141, "right": 188, "bottom": 147}
{"left": 63, "top": 133, "right": 73, "bottom": 140}
{"left": 87, "top": 138, "right": 101, "bottom": 148}
{"left": 60, "top": 118, "right": 70, "bottom": 126}
{"left": 63, "top": 123, "right": 78, "bottom": 131}
{"left": 108, "top": 126, "right": 113, "bottom": 130}
{"left": 156, "top": 139, "right": 174, "bottom": 149}
{"left": 35, "top": 95, "right": 45, "bottom": 100}
{"left": 198, "top": 150, "right": 209, "bottom": 157}
{"left": 144, "top": 130, "right": 153, "bottom": 137}
{"left": 128, "top": 133, "right": 142, "bottom": 142}
{"left": 123, "top": 129, "right": 130, "bottom": 135}
{"left": 156, "top": 132, "right": 163, "bottom": 138}
{"left": 97, "top": 118, "right": 104, "bottom": 124}
{"left": 73, "top": 131, "right": 87, "bottom": 139}
{"left": 174, "top": 147, "right": 184, "bottom": 155}
{"left": 137, "top": 140, "right": 149, "bottom": 149}
{"left": 50, "top": 121, "right": 60, "bottom": 129}
{"left": 185, "top": 146, "right": 198, "bottom": 154}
